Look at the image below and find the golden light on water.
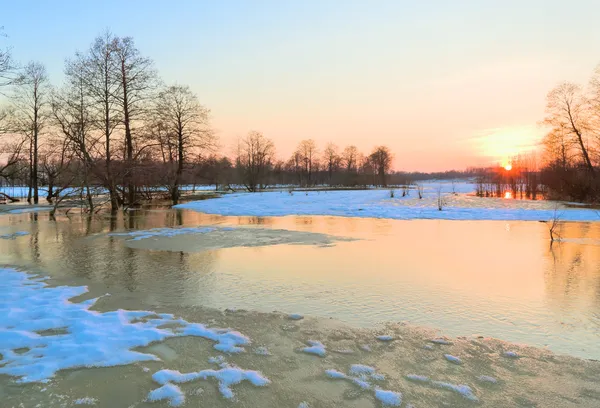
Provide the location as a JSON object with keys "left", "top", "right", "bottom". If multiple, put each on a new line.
{"left": 504, "top": 191, "right": 513, "bottom": 199}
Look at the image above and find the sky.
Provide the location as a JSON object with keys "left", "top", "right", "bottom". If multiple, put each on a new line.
{"left": 2, "top": 0, "right": 600, "bottom": 171}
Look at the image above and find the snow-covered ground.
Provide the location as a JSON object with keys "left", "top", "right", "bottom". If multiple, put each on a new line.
{"left": 176, "top": 182, "right": 600, "bottom": 222}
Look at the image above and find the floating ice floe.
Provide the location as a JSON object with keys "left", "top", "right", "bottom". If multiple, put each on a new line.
{"left": 108, "top": 226, "right": 224, "bottom": 241}
{"left": 302, "top": 340, "right": 326, "bottom": 357}
{"left": 325, "top": 365, "right": 400, "bottom": 406}
{"left": 0, "top": 231, "right": 29, "bottom": 239}
{"left": 0, "top": 268, "right": 252, "bottom": 383}
{"left": 404, "top": 374, "right": 478, "bottom": 402}
{"left": 150, "top": 367, "right": 270, "bottom": 400}
{"left": 444, "top": 354, "right": 463, "bottom": 365}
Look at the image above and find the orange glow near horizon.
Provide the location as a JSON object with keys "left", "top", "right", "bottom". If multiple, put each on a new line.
{"left": 504, "top": 191, "right": 513, "bottom": 199}
{"left": 504, "top": 164, "right": 512, "bottom": 171}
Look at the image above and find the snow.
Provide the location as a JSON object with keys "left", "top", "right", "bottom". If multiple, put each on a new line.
{"left": 374, "top": 389, "right": 402, "bottom": 406}
{"left": 503, "top": 351, "right": 519, "bottom": 358}
{"left": 326, "top": 365, "right": 400, "bottom": 406}
{"left": 4, "top": 207, "right": 49, "bottom": 214}
{"left": 288, "top": 313, "right": 304, "bottom": 320}
{"left": 298, "top": 402, "right": 311, "bottom": 408}
{"left": 360, "top": 344, "right": 372, "bottom": 352}
{"left": 108, "top": 226, "right": 224, "bottom": 241}
{"left": 444, "top": 354, "right": 463, "bottom": 365}
{"left": 404, "top": 373, "right": 478, "bottom": 401}
{"left": 0, "top": 231, "right": 29, "bottom": 239}
{"left": 73, "top": 397, "right": 98, "bottom": 405}
{"left": 430, "top": 338, "right": 453, "bottom": 345}
{"left": 477, "top": 375, "right": 498, "bottom": 384}
{"left": 151, "top": 366, "right": 270, "bottom": 400}
{"left": 0, "top": 268, "right": 253, "bottom": 383}
{"left": 175, "top": 185, "right": 600, "bottom": 222}
{"left": 376, "top": 335, "right": 394, "bottom": 341}
{"left": 253, "top": 346, "right": 271, "bottom": 356}
{"left": 147, "top": 383, "right": 185, "bottom": 406}
{"left": 302, "top": 340, "right": 326, "bottom": 357}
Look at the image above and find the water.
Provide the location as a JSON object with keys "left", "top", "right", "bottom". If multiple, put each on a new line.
{"left": 1, "top": 208, "right": 599, "bottom": 359}
{"left": 1, "top": 207, "right": 600, "bottom": 407}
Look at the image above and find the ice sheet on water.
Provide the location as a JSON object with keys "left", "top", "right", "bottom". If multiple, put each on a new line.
{"left": 0, "top": 231, "right": 29, "bottom": 239}
{"left": 0, "top": 268, "right": 253, "bottom": 383}
{"left": 108, "top": 226, "right": 219, "bottom": 241}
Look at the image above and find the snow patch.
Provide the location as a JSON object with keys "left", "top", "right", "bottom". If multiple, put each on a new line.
{"left": 374, "top": 389, "right": 402, "bottom": 406}
{"left": 404, "top": 373, "right": 478, "bottom": 402}
{"left": 0, "top": 268, "right": 252, "bottom": 383}
{"left": 74, "top": 397, "right": 97, "bottom": 405}
{"left": 287, "top": 313, "right": 304, "bottom": 320}
{"left": 0, "top": 231, "right": 29, "bottom": 239}
{"left": 477, "top": 375, "right": 498, "bottom": 384}
{"left": 151, "top": 366, "right": 270, "bottom": 400}
{"left": 147, "top": 383, "right": 185, "bottom": 406}
{"left": 302, "top": 340, "right": 326, "bottom": 357}
{"left": 376, "top": 335, "right": 394, "bottom": 341}
{"left": 444, "top": 354, "right": 463, "bottom": 365}
{"left": 325, "top": 365, "right": 400, "bottom": 406}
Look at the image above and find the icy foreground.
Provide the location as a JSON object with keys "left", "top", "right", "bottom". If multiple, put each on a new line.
{"left": 175, "top": 187, "right": 600, "bottom": 221}
{"left": 0, "top": 268, "right": 253, "bottom": 383}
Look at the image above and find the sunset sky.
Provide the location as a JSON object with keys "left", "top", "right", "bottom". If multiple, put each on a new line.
{"left": 3, "top": 0, "right": 600, "bottom": 171}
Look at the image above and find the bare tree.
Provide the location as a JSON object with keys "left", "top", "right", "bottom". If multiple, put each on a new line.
{"left": 548, "top": 203, "right": 563, "bottom": 245}
{"left": 436, "top": 185, "right": 446, "bottom": 211}
{"left": 113, "top": 36, "right": 158, "bottom": 206}
{"left": 73, "top": 31, "right": 122, "bottom": 212}
{"left": 544, "top": 82, "right": 594, "bottom": 173}
{"left": 369, "top": 145, "right": 393, "bottom": 186}
{"left": 237, "top": 131, "right": 275, "bottom": 192}
{"left": 154, "top": 84, "right": 212, "bottom": 204}
{"left": 322, "top": 142, "right": 340, "bottom": 184}
{"left": 8, "top": 61, "right": 51, "bottom": 204}
{"left": 0, "top": 26, "right": 16, "bottom": 91}
{"left": 342, "top": 145, "right": 358, "bottom": 173}
{"left": 296, "top": 139, "right": 318, "bottom": 186}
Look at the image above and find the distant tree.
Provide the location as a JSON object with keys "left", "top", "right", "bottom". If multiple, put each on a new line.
{"left": 237, "top": 131, "right": 275, "bottom": 192}
{"left": 154, "top": 84, "right": 212, "bottom": 204}
{"left": 368, "top": 145, "right": 393, "bottom": 186}
{"left": 322, "top": 142, "right": 340, "bottom": 184}
{"left": 296, "top": 139, "right": 318, "bottom": 185}
{"left": 342, "top": 145, "right": 359, "bottom": 173}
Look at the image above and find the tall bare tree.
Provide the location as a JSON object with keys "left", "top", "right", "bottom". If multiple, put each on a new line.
{"left": 9, "top": 61, "right": 51, "bottom": 204}
{"left": 237, "top": 131, "right": 275, "bottom": 192}
{"left": 113, "top": 36, "right": 157, "bottom": 206}
{"left": 323, "top": 142, "right": 340, "bottom": 184}
{"left": 296, "top": 139, "right": 318, "bottom": 185}
{"left": 0, "top": 26, "right": 15, "bottom": 91}
{"left": 369, "top": 145, "right": 393, "bottom": 186}
{"left": 154, "top": 84, "right": 212, "bottom": 204}
{"left": 544, "top": 82, "right": 594, "bottom": 173}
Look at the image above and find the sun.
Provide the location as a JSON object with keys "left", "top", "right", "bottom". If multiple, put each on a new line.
{"left": 504, "top": 164, "right": 512, "bottom": 171}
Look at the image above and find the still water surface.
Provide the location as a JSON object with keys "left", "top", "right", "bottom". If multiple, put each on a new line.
{"left": 1, "top": 208, "right": 599, "bottom": 360}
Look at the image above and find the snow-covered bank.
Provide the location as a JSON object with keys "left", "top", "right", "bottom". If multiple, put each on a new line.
{"left": 175, "top": 188, "right": 600, "bottom": 222}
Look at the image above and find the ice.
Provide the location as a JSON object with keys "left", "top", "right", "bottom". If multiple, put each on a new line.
{"left": 0, "top": 268, "right": 253, "bottom": 383}
{"left": 423, "top": 344, "right": 434, "bottom": 350}
{"left": 325, "top": 364, "right": 400, "bottom": 404}
{"left": 302, "top": 340, "right": 326, "bottom": 357}
{"left": 477, "top": 375, "right": 498, "bottom": 384}
{"left": 5, "top": 207, "right": 49, "bottom": 214}
{"left": 74, "top": 397, "right": 97, "bottom": 405}
{"left": 432, "top": 381, "right": 478, "bottom": 401}
{"left": 253, "top": 346, "right": 271, "bottom": 356}
{"left": 108, "top": 226, "right": 217, "bottom": 241}
{"left": 406, "top": 374, "right": 430, "bottom": 383}
{"left": 147, "top": 383, "right": 185, "bottom": 406}
{"left": 175, "top": 186, "right": 600, "bottom": 222}
{"left": 376, "top": 335, "right": 394, "bottom": 341}
{"left": 503, "top": 351, "right": 519, "bottom": 358}
{"left": 0, "top": 231, "right": 29, "bottom": 239}
{"left": 298, "top": 402, "right": 310, "bottom": 408}
{"left": 405, "top": 374, "right": 478, "bottom": 401}
{"left": 288, "top": 313, "right": 304, "bottom": 320}
{"left": 430, "top": 338, "right": 453, "bottom": 345}
{"left": 374, "top": 389, "right": 402, "bottom": 406}
{"left": 151, "top": 367, "right": 270, "bottom": 399}
{"left": 360, "top": 344, "right": 372, "bottom": 352}
{"left": 444, "top": 354, "right": 463, "bottom": 365}
{"left": 349, "top": 364, "right": 377, "bottom": 375}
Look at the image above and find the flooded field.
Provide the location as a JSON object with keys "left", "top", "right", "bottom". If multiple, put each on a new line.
{"left": 1, "top": 205, "right": 600, "bottom": 407}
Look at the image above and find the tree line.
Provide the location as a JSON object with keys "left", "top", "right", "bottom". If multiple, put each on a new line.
{"left": 0, "top": 30, "right": 395, "bottom": 211}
